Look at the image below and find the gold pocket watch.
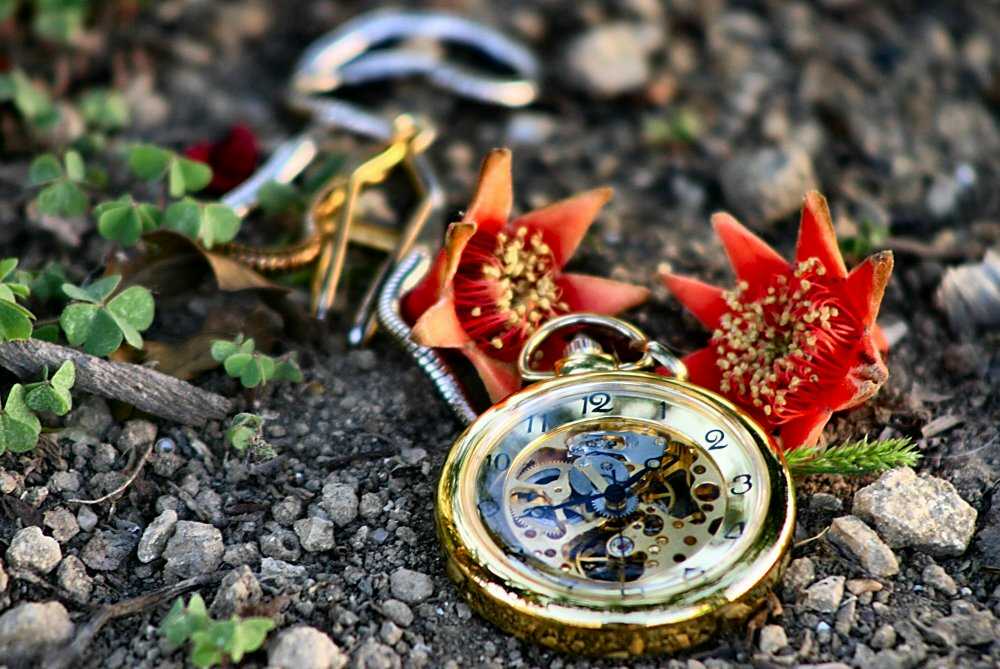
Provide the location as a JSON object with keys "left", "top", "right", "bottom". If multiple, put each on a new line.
{"left": 434, "top": 313, "right": 795, "bottom": 657}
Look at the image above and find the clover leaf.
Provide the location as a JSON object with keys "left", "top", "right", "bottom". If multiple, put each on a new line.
{"left": 30, "top": 150, "right": 88, "bottom": 218}
{"left": 60, "top": 276, "right": 155, "bottom": 356}
{"left": 128, "top": 144, "right": 213, "bottom": 197}
{"left": 160, "top": 593, "right": 274, "bottom": 669}
{"left": 0, "top": 258, "right": 35, "bottom": 341}
{"left": 0, "top": 385, "right": 42, "bottom": 455}
{"left": 95, "top": 196, "right": 162, "bottom": 246}
{"left": 24, "top": 360, "right": 75, "bottom": 416}
{"left": 0, "top": 69, "right": 57, "bottom": 126}
{"left": 163, "top": 198, "right": 241, "bottom": 249}
{"left": 210, "top": 335, "right": 302, "bottom": 389}
{"left": 32, "top": 0, "right": 87, "bottom": 43}
{"left": 79, "top": 88, "right": 129, "bottom": 131}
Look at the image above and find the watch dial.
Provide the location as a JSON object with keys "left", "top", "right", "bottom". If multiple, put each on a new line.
{"left": 467, "top": 379, "right": 769, "bottom": 600}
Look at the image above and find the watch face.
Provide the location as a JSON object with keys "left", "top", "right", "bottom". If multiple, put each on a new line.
{"left": 437, "top": 372, "right": 794, "bottom": 654}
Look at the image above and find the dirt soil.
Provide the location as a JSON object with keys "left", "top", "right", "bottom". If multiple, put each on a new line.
{"left": 1, "top": 1, "right": 999, "bottom": 668}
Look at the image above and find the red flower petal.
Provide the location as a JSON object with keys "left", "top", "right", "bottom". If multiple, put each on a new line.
{"left": 711, "top": 212, "right": 790, "bottom": 283}
{"left": 680, "top": 347, "right": 724, "bottom": 393}
{"left": 411, "top": 295, "right": 471, "bottom": 348}
{"left": 557, "top": 273, "right": 649, "bottom": 315}
{"left": 659, "top": 268, "right": 728, "bottom": 330}
{"left": 795, "top": 191, "right": 847, "bottom": 279}
{"left": 778, "top": 410, "right": 833, "bottom": 450}
{"left": 461, "top": 345, "right": 521, "bottom": 402}
{"left": 401, "top": 222, "right": 477, "bottom": 322}
{"left": 514, "top": 187, "right": 613, "bottom": 267}
{"left": 845, "top": 250, "right": 894, "bottom": 326}
{"left": 872, "top": 324, "right": 889, "bottom": 352}
{"left": 184, "top": 124, "right": 259, "bottom": 195}
{"left": 463, "top": 149, "right": 512, "bottom": 235}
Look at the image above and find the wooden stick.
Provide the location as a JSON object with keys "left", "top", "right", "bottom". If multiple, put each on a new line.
{"left": 0, "top": 340, "right": 232, "bottom": 426}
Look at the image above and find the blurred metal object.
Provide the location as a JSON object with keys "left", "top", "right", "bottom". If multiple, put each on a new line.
{"left": 936, "top": 248, "right": 1000, "bottom": 337}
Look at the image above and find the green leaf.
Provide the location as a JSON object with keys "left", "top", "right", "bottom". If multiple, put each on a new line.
{"left": 107, "top": 285, "right": 155, "bottom": 331}
{"left": 79, "top": 88, "right": 129, "bottom": 131}
{"left": 61, "top": 303, "right": 123, "bottom": 356}
{"left": 51, "top": 360, "right": 75, "bottom": 389}
{"left": 63, "top": 150, "right": 85, "bottom": 182}
{"left": 0, "top": 258, "right": 16, "bottom": 282}
{"left": 36, "top": 179, "right": 87, "bottom": 218}
{"left": 201, "top": 203, "right": 240, "bottom": 248}
{"left": 189, "top": 636, "right": 223, "bottom": 669}
{"left": 28, "top": 263, "right": 68, "bottom": 303}
{"left": 32, "top": 0, "right": 86, "bottom": 43}
{"left": 187, "top": 593, "right": 208, "bottom": 618}
{"left": 25, "top": 383, "right": 72, "bottom": 415}
{"left": 0, "top": 0, "right": 18, "bottom": 22}
{"left": 258, "top": 181, "right": 305, "bottom": 216}
{"left": 59, "top": 302, "right": 98, "bottom": 344}
{"left": 786, "top": 437, "right": 920, "bottom": 478}
{"left": 177, "top": 158, "right": 212, "bottom": 194}
{"left": 62, "top": 275, "right": 121, "bottom": 303}
{"left": 97, "top": 200, "right": 144, "bottom": 246}
{"left": 32, "top": 323, "right": 59, "bottom": 342}
{"left": 272, "top": 358, "right": 303, "bottom": 383}
{"left": 230, "top": 617, "right": 273, "bottom": 661}
{"left": 210, "top": 339, "right": 240, "bottom": 363}
{"left": 223, "top": 352, "right": 251, "bottom": 378}
{"left": 0, "top": 412, "right": 40, "bottom": 455}
{"left": 0, "top": 299, "right": 34, "bottom": 341}
{"left": 10, "top": 70, "right": 54, "bottom": 123}
{"left": 5, "top": 384, "right": 41, "bottom": 435}
{"left": 29, "top": 153, "right": 63, "bottom": 185}
{"left": 161, "top": 598, "right": 197, "bottom": 647}
{"left": 128, "top": 144, "right": 171, "bottom": 181}
{"left": 167, "top": 159, "right": 186, "bottom": 199}
{"left": 164, "top": 199, "right": 201, "bottom": 239}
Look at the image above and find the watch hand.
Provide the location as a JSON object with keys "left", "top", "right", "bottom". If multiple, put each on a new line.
{"left": 578, "top": 461, "right": 610, "bottom": 492}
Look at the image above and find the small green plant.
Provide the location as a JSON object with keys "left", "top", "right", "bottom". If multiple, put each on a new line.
{"left": 643, "top": 107, "right": 703, "bottom": 146}
{"left": 0, "top": 68, "right": 57, "bottom": 127}
{"left": 0, "top": 258, "right": 35, "bottom": 341}
{"left": 211, "top": 335, "right": 303, "bottom": 389}
{"left": 79, "top": 88, "right": 129, "bottom": 132}
{"left": 0, "top": 361, "right": 76, "bottom": 455}
{"left": 785, "top": 436, "right": 920, "bottom": 478}
{"left": 225, "top": 412, "right": 264, "bottom": 453}
{"left": 127, "top": 143, "right": 213, "bottom": 198}
{"left": 161, "top": 593, "right": 274, "bottom": 669}
{"left": 94, "top": 195, "right": 162, "bottom": 246}
{"left": 29, "top": 150, "right": 88, "bottom": 218}
{"left": 23, "top": 360, "right": 75, "bottom": 415}
{"left": 163, "top": 198, "right": 241, "bottom": 249}
{"left": 840, "top": 217, "right": 890, "bottom": 259}
{"left": 59, "top": 275, "right": 154, "bottom": 356}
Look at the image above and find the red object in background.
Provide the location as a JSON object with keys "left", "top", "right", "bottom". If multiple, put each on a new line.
{"left": 660, "top": 192, "right": 894, "bottom": 451}
{"left": 403, "top": 149, "right": 650, "bottom": 402}
{"left": 184, "top": 124, "right": 259, "bottom": 195}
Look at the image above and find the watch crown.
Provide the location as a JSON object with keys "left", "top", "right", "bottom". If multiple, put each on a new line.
{"left": 554, "top": 334, "right": 618, "bottom": 376}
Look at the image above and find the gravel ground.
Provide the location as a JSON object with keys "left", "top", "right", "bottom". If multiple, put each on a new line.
{"left": 1, "top": 1, "right": 999, "bottom": 668}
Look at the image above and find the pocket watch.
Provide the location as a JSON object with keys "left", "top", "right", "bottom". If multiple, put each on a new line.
{"left": 432, "top": 313, "right": 795, "bottom": 657}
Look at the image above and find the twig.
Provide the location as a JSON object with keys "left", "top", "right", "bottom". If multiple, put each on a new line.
{"left": 0, "top": 339, "right": 232, "bottom": 426}
{"left": 65, "top": 440, "right": 154, "bottom": 505}
{"left": 43, "top": 572, "right": 226, "bottom": 669}
{"left": 793, "top": 526, "right": 830, "bottom": 549}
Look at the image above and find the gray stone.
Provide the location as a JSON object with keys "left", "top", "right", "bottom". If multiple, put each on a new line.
{"left": 48, "top": 470, "right": 82, "bottom": 493}
{"left": 210, "top": 565, "right": 261, "bottom": 618}
{"left": 294, "top": 517, "right": 335, "bottom": 553}
{"left": 720, "top": 145, "right": 818, "bottom": 224}
{"left": 389, "top": 567, "right": 433, "bottom": 604}
{"left": 260, "top": 527, "right": 301, "bottom": 561}
{"left": 0, "top": 559, "right": 7, "bottom": 593}
{"left": 321, "top": 482, "right": 359, "bottom": 527}
{"left": 6, "top": 526, "right": 62, "bottom": 574}
{"left": 853, "top": 467, "right": 977, "bottom": 557}
{"left": 66, "top": 396, "right": 113, "bottom": 436}
{"left": 117, "top": 419, "right": 157, "bottom": 451}
{"left": 827, "top": 515, "right": 899, "bottom": 577}
{"left": 162, "top": 521, "right": 224, "bottom": 581}
{"left": 359, "top": 492, "right": 382, "bottom": 519}
{"left": 565, "top": 23, "right": 660, "bottom": 97}
{"left": 223, "top": 542, "right": 261, "bottom": 567}
{"left": 273, "top": 496, "right": 303, "bottom": 525}
{"left": 268, "top": 625, "right": 347, "bottom": 669}
{"left": 0, "top": 601, "right": 74, "bottom": 660}
{"left": 57, "top": 555, "right": 93, "bottom": 603}
{"left": 260, "top": 557, "right": 307, "bottom": 581}
{"left": 783, "top": 556, "right": 816, "bottom": 595}
{"left": 43, "top": 506, "right": 80, "bottom": 543}
{"left": 137, "top": 509, "right": 178, "bottom": 563}
{"left": 81, "top": 529, "right": 137, "bottom": 571}
{"left": 352, "top": 638, "right": 400, "bottom": 669}
{"left": 871, "top": 624, "right": 897, "bottom": 650}
{"left": 759, "top": 624, "right": 788, "bottom": 653}
{"left": 380, "top": 620, "right": 402, "bottom": 645}
{"left": 77, "top": 506, "right": 98, "bottom": 532}
{"left": 380, "top": 599, "right": 414, "bottom": 628}
{"left": 921, "top": 564, "right": 958, "bottom": 596}
{"left": 0, "top": 468, "right": 18, "bottom": 494}
{"left": 803, "top": 575, "right": 846, "bottom": 613}
{"left": 91, "top": 443, "right": 118, "bottom": 472}
{"left": 810, "top": 493, "right": 843, "bottom": 513}
{"left": 930, "top": 603, "right": 998, "bottom": 645}
{"left": 835, "top": 597, "right": 857, "bottom": 636}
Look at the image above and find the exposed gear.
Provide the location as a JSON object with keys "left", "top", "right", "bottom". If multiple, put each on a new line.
{"left": 507, "top": 459, "right": 574, "bottom": 539}
{"left": 589, "top": 492, "right": 639, "bottom": 518}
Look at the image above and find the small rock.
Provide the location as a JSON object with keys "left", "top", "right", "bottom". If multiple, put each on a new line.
{"left": 117, "top": 419, "right": 157, "bottom": 451}
{"left": 352, "top": 638, "right": 400, "bottom": 669}
{"left": 871, "top": 624, "right": 897, "bottom": 650}
{"left": 380, "top": 599, "right": 414, "bottom": 628}
{"left": 827, "top": 515, "right": 899, "bottom": 577}
{"left": 223, "top": 542, "right": 261, "bottom": 567}
{"left": 66, "top": 396, "right": 113, "bottom": 436}
{"left": 210, "top": 565, "right": 262, "bottom": 618}
{"left": 835, "top": 597, "right": 857, "bottom": 636}
{"left": 268, "top": 625, "right": 347, "bottom": 669}
{"left": 390, "top": 568, "right": 434, "bottom": 604}
{"left": 359, "top": 492, "right": 382, "bottom": 519}
{"left": 564, "top": 23, "right": 660, "bottom": 97}
{"left": 273, "top": 496, "right": 303, "bottom": 525}
{"left": 784, "top": 557, "right": 816, "bottom": 595}
{"left": 803, "top": 575, "right": 846, "bottom": 613}
{"left": 0, "top": 601, "right": 74, "bottom": 660}
{"left": 853, "top": 467, "right": 977, "bottom": 557}
{"left": 77, "top": 506, "right": 98, "bottom": 532}
{"left": 22, "top": 486, "right": 48, "bottom": 507}
{"left": 720, "top": 145, "right": 818, "bottom": 224}
{"left": 260, "top": 557, "right": 307, "bottom": 581}
{"left": 0, "top": 468, "right": 18, "bottom": 494}
{"left": 260, "top": 527, "right": 301, "bottom": 561}
{"left": 48, "top": 470, "right": 82, "bottom": 493}
{"left": 81, "top": 529, "right": 138, "bottom": 571}
{"left": 921, "top": 564, "right": 958, "bottom": 596}
{"left": 43, "top": 507, "right": 80, "bottom": 543}
{"left": 6, "top": 526, "right": 62, "bottom": 574}
{"left": 380, "top": 620, "right": 402, "bottom": 645}
{"left": 847, "top": 579, "right": 884, "bottom": 596}
{"left": 137, "top": 509, "right": 178, "bottom": 563}
{"left": 91, "top": 443, "right": 118, "bottom": 472}
{"left": 810, "top": 492, "right": 843, "bottom": 513}
{"left": 57, "top": 555, "right": 93, "bottom": 603}
{"left": 930, "top": 603, "right": 998, "bottom": 645}
{"left": 162, "top": 521, "right": 224, "bottom": 581}
{"left": 321, "top": 482, "right": 359, "bottom": 527}
{"left": 0, "top": 559, "right": 7, "bottom": 592}
{"left": 759, "top": 624, "right": 788, "bottom": 653}
{"left": 294, "top": 517, "right": 335, "bottom": 553}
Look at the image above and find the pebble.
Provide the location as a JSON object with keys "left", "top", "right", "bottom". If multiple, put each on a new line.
{"left": 210, "top": 565, "right": 262, "bottom": 618}
{"left": 827, "top": 515, "right": 899, "bottom": 577}
{"left": 0, "top": 601, "right": 74, "bottom": 660}
{"left": 803, "top": 576, "right": 846, "bottom": 613}
{"left": 810, "top": 493, "right": 843, "bottom": 513}
{"left": 268, "top": 625, "right": 347, "bottom": 669}
{"left": 57, "top": 555, "right": 93, "bottom": 603}
{"left": 759, "top": 624, "right": 788, "bottom": 653}
{"left": 928, "top": 601, "right": 999, "bottom": 645}
{"left": 380, "top": 599, "right": 414, "bottom": 628}
{"left": 77, "top": 506, "right": 98, "bottom": 532}
{"left": 223, "top": 542, "right": 261, "bottom": 567}
{"left": 784, "top": 557, "right": 816, "bottom": 595}
{"left": 720, "top": 144, "right": 818, "bottom": 224}
{"left": 321, "top": 482, "right": 359, "bottom": 527}
{"left": 162, "top": 521, "right": 224, "bottom": 581}
{"left": 43, "top": 507, "right": 80, "bottom": 543}
{"left": 91, "top": 443, "right": 119, "bottom": 472}
{"left": 564, "top": 23, "right": 660, "bottom": 97}
{"left": 352, "top": 638, "right": 400, "bottom": 669}
{"left": 66, "top": 396, "right": 113, "bottom": 436}
{"left": 260, "top": 557, "right": 307, "bottom": 581}
{"left": 294, "top": 517, "right": 335, "bottom": 553}
{"left": 260, "top": 527, "right": 302, "bottom": 562}
{"left": 273, "top": 496, "right": 303, "bottom": 525}
{"left": 6, "top": 526, "right": 62, "bottom": 574}
{"left": 0, "top": 559, "right": 7, "bottom": 592}
{"left": 137, "top": 509, "right": 178, "bottom": 563}
{"left": 359, "top": 492, "right": 382, "bottom": 519}
{"left": 835, "top": 597, "right": 856, "bottom": 636}
{"left": 870, "top": 624, "right": 897, "bottom": 650}
{"left": 48, "top": 470, "right": 82, "bottom": 493}
{"left": 390, "top": 568, "right": 434, "bottom": 604}
{"left": 921, "top": 564, "right": 958, "bottom": 596}
{"left": 853, "top": 467, "right": 977, "bottom": 557}
{"left": 82, "top": 529, "right": 138, "bottom": 571}
{"left": 380, "top": 620, "right": 403, "bottom": 645}
{"left": 117, "top": 419, "right": 157, "bottom": 451}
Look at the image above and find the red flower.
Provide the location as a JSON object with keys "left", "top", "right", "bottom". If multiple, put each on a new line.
{"left": 660, "top": 192, "right": 893, "bottom": 450}
{"left": 404, "top": 149, "right": 650, "bottom": 401}
{"left": 184, "top": 124, "right": 259, "bottom": 195}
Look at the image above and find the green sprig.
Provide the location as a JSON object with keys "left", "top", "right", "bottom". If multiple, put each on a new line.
{"left": 785, "top": 436, "right": 920, "bottom": 478}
